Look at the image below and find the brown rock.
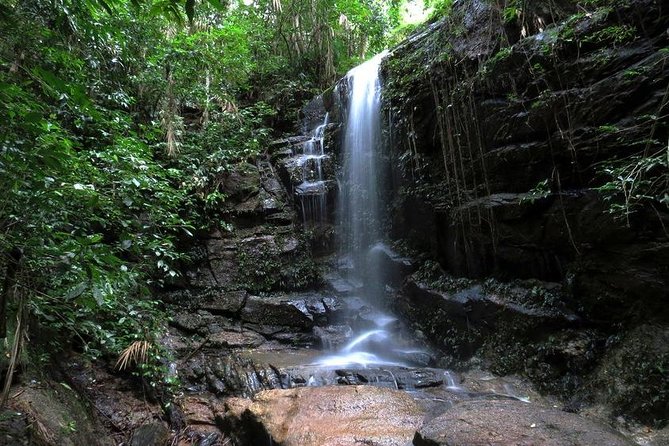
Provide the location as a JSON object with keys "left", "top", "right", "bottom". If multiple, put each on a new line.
{"left": 226, "top": 385, "right": 424, "bottom": 446}
{"left": 207, "top": 329, "right": 266, "bottom": 348}
{"left": 180, "top": 396, "right": 216, "bottom": 425}
{"left": 414, "top": 399, "right": 635, "bottom": 446}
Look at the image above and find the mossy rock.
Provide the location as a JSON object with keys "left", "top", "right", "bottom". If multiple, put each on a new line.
{"left": 6, "top": 382, "right": 114, "bottom": 446}
{"left": 591, "top": 324, "right": 669, "bottom": 426}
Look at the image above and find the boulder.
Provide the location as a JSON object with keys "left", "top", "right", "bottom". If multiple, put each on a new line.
{"left": 398, "top": 278, "right": 579, "bottom": 358}
{"left": 414, "top": 399, "right": 634, "bottom": 446}
{"left": 368, "top": 242, "right": 416, "bottom": 287}
{"left": 241, "top": 295, "right": 318, "bottom": 329}
{"left": 130, "top": 423, "right": 169, "bottom": 446}
{"left": 200, "top": 290, "right": 248, "bottom": 314}
{"left": 222, "top": 163, "right": 260, "bottom": 203}
{"left": 225, "top": 385, "right": 424, "bottom": 446}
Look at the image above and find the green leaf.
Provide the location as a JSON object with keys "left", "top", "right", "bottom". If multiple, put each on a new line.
{"left": 92, "top": 285, "right": 105, "bottom": 306}
{"left": 207, "top": 0, "right": 225, "bottom": 10}
{"left": 65, "top": 283, "right": 87, "bottom": 300}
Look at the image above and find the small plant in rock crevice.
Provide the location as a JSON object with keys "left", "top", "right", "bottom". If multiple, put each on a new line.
{"left": 596, "top": 144, "right": 669, "bottom": 227}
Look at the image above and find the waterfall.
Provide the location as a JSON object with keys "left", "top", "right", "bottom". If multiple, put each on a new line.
{"left": 312, "top": 51, "right": 423, "bottom": 369}
{"left": 296, "top": 113, "right": 329, "bottom": 225}
{"left": 337, "top": 51, "right": 388, "bottom": 301}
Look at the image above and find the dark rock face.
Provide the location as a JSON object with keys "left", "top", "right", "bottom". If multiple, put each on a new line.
{"left": 379, "top": 0, "right": 669, "bottom": 323}
{"left": 340, "top": 0, "right": 669, "bottom": 422}
{"left": 130, "top": 423, "right": 169, "bottom": 446}
{"left": 241, "top": 295, "right": 317, "bottom": 329}
{"left": 414, "top": 399, "right": 635, "bottom": 446}
{"left": 399, "top": 278, "right": 578, "bottom": 355}
{"left": 589, "top": 325, "right": 669, "bottom": 425}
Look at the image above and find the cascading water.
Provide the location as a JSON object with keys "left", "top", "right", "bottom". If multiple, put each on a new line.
{"left": 296, "top": 113, "right": 330, "bottom": 225}
{"left": 312, "top": 51, "right": 427, "bottom": 369}
{"left": 337, "top": 51, "right": 388, "bottom": 301}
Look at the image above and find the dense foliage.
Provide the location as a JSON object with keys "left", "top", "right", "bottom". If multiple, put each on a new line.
{"left": 0, "top": 0, "right": 427, "bottom": 395}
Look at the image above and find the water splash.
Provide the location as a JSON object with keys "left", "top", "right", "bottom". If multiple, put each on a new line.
{"left": 444, "top": 371, "right": 462, "bottom": 391}
{"left": 342, "top": 329, "right": 388, "bottom": 353}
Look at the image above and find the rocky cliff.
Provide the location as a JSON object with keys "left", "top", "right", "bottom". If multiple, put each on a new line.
{"left": 301, "top": 0, "right": 668, "bottom": 426}
{"left": 381, "top": 0, "right": 668, "bottom": 319}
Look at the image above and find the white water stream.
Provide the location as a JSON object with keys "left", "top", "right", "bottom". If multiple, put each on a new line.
{"left": 309, "top": 51, "right": 431, "bottom": 369}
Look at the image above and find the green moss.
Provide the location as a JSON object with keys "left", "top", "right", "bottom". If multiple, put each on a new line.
{"left": 583, "top": 24, "right": 637, "bottom": 45}
{"left": 597, "top": 124, "right": 619, "bottom": 133}
{"left": 413, "top": 261, "right": 476, "bottom": 293}
{"left": 234, "top": 234, "right": 322, "bottom": 293}
{"left": 594, "top": 325, "right": 669, "bottom": 427}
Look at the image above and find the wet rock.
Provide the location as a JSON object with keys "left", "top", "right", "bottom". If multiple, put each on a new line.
{"left": 394, "top": 350, "right": 434, "bottom": 367}
{"left": 199, "top": 290, "right": 248, "bottom": 314}
{"left": 268, "top": 136, "right": 310, "bottom": 153}
{"left": 300, "top": 94, "right": 327, "bottom": 131}
{"left": 207, "top": 329, "right": 266, "bottom": 349}
{"left": 323, "top": 271, "right": 364, "bottom": 295}
{"left": 331, "top": 367, "right": 445, "bottom": 390}
{"left": 368, "top": 242, "right": 416, "bottom": 287}
{"left": 321, "top": 295, "right": 345, "bottom": 318}
{"left": 265, "top": 211, "right": 294, "bottom": 226}
{"left": 222, "top": 163, "right": 260, "bottom": 203}
{"left": 353, "top": 308, "right": 401, "bottom": 332}
{"left": 205, "top": 355, "right": 285, "bottom": 397}
{"left": 259, "top": 161, "right": 286, "bottom": 196}
{"left": 225, "top": 385, "right": 424, "bottom": 446}
{"left": 270, "top": 147, "right": 294, "bottom": 163}
{"left": 287, "top": 294, "right": 328, "bottom": 322}
{"left": 241, "top": 295, "right": 316, "bottom": 329}
{"left": 130, "top": 423, "right": 169, "bottom": 446}
{"left": 398, "top": 278, "right": 579, "bottom": 359}
{"left": 170, "top": 313, "right": 207, "bottom": 334}
{"left": 413, "top": 399, "right": 634, "bottom": 446}
{"left": 381, "top": 0, "right": 669, "bottom": 322}
{"left": 313, "top": 325, "right": 353, "bottom": 349}
{"left": 241, "top": 323, "right": 290, "bottom": 337}
{"left": 270, "top": 331, "right": 315, "bottom": 345}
